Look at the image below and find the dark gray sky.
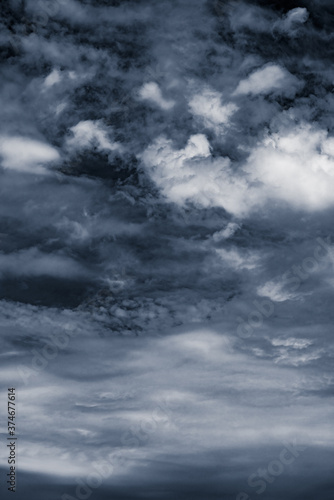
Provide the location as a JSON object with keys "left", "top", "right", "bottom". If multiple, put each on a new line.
{"left": 0, "top": 1, "right": 334, "bottom": 499}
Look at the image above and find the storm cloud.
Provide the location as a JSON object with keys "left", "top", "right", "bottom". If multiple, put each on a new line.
{"left": 0, "top": 1, "right": 334, "bottom": 499}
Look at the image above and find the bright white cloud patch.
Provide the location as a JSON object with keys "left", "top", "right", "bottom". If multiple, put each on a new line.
{"left": 189, "top": 88, "right": 237, "bottom": 133}
{"left": 246, "top": 125, "right": 334, "bottom": 211}
{"left": 66, "top": 120, "right": 121, "bottom": 153}
{"left": 0, "top": 136, "right": 60, "bottom": 174}
{"left": 138, "top": 82, "right": 175, "bottom": 110}
{"left": 234, "top": 63, "right": 302, "bottom": 97}
{"left": 140, "top": 134, "right": 253, "bottom": 215}
{"left": 142, "top": 133, "right": 211, "bottom": 169}
{"left": 142, "top": 125, "right": 334, "bottom": 216}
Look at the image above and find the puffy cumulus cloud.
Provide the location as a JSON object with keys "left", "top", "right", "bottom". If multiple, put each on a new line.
{"left": 140, "top": 133, "right": 211, "bottom": 172}
{"left": 141, "top": 122, "right": 334, "bottom": 218}
{"left": 65, "top": 120, "right": 121, "bottom": 154}
{"left": 0, "top": 136, "right": 60, "bottom": 174}
{"left": 188, "top": 87, "right": 237, "bottom": 133}
{"left": 140, "top": 134, "right": 254, "bottom": 216}
{"left": 233, "top": 63, "right": 302, "bottom": 97}
{"left": 138, "top": 82, "right": 175, "bottom": 110}
{"left": 246, "top": 124, "right": 334, "bottom": 211}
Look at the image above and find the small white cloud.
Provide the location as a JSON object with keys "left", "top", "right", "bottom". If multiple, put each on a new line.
{"left": 216, "top": 248, "right": 260, "bottom": 270}
{"left": 44, "top": 69, "right": 62, "bottom": 88}
{"left": 271, "top": 338, "right": 313, "bottom": 349}
{"left": 234, "top": 63, "right": 302, "bottom": 97}
{"left": 257, "top": 280, "right": 297, "bottom": 302}
{"left": 212, "top": 223, "right": 240, "bottom": 242}
{"left": 141, "top": 133, "right": 210, "bottom": 172}
{"left": 138, "top": 82, "right": 175, "bottom": 110}
{"left": 189, "top": 88, "right": 237, "bottom": 133}
{"left": 275, "top": 7, "right": 309, "bottom": 35}
{"left": 0, "top": 136, "right": 60, "bottom": 174}
{"left": 285, "top": 7, "right": 309, "bottom": 25}
{"left": 66, "top": 120, "right": 121, "bottom": 153}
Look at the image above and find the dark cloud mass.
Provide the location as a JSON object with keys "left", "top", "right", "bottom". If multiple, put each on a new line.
{"left": 0, "top": 1, "right": 334, "bottom": 499}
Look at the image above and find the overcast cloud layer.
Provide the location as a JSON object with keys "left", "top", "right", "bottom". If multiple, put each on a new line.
{"left": 0, "top": 1, "right": 334, "bottom": 499}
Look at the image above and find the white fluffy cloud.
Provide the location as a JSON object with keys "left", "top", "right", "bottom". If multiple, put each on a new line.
{"left": 138, "top": 82, "right": 175, "bottom": 110}
{"left": 246, "top": 124, "right": 334, "bottom": 211}
{"left": 189, "top": 88, "right": 237, "bottom": 133}
{"left": 140, "top": 134, "right": 252, "bottom": 215}
{"left": 234, "top": 63, "right": 302, "bottom": 97}
{"left": 0, "top": 136, "right": 60, "bottom": 174}
{"left": 66, "top": 120, "right": 121, "bottom": 153}
{"left": 142, "top": 125, "right": 334, "bottom": 216}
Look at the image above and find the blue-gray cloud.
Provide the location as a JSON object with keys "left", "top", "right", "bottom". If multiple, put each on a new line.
{"left": 0, "top": 1, "right": 334, "bottom": 499}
